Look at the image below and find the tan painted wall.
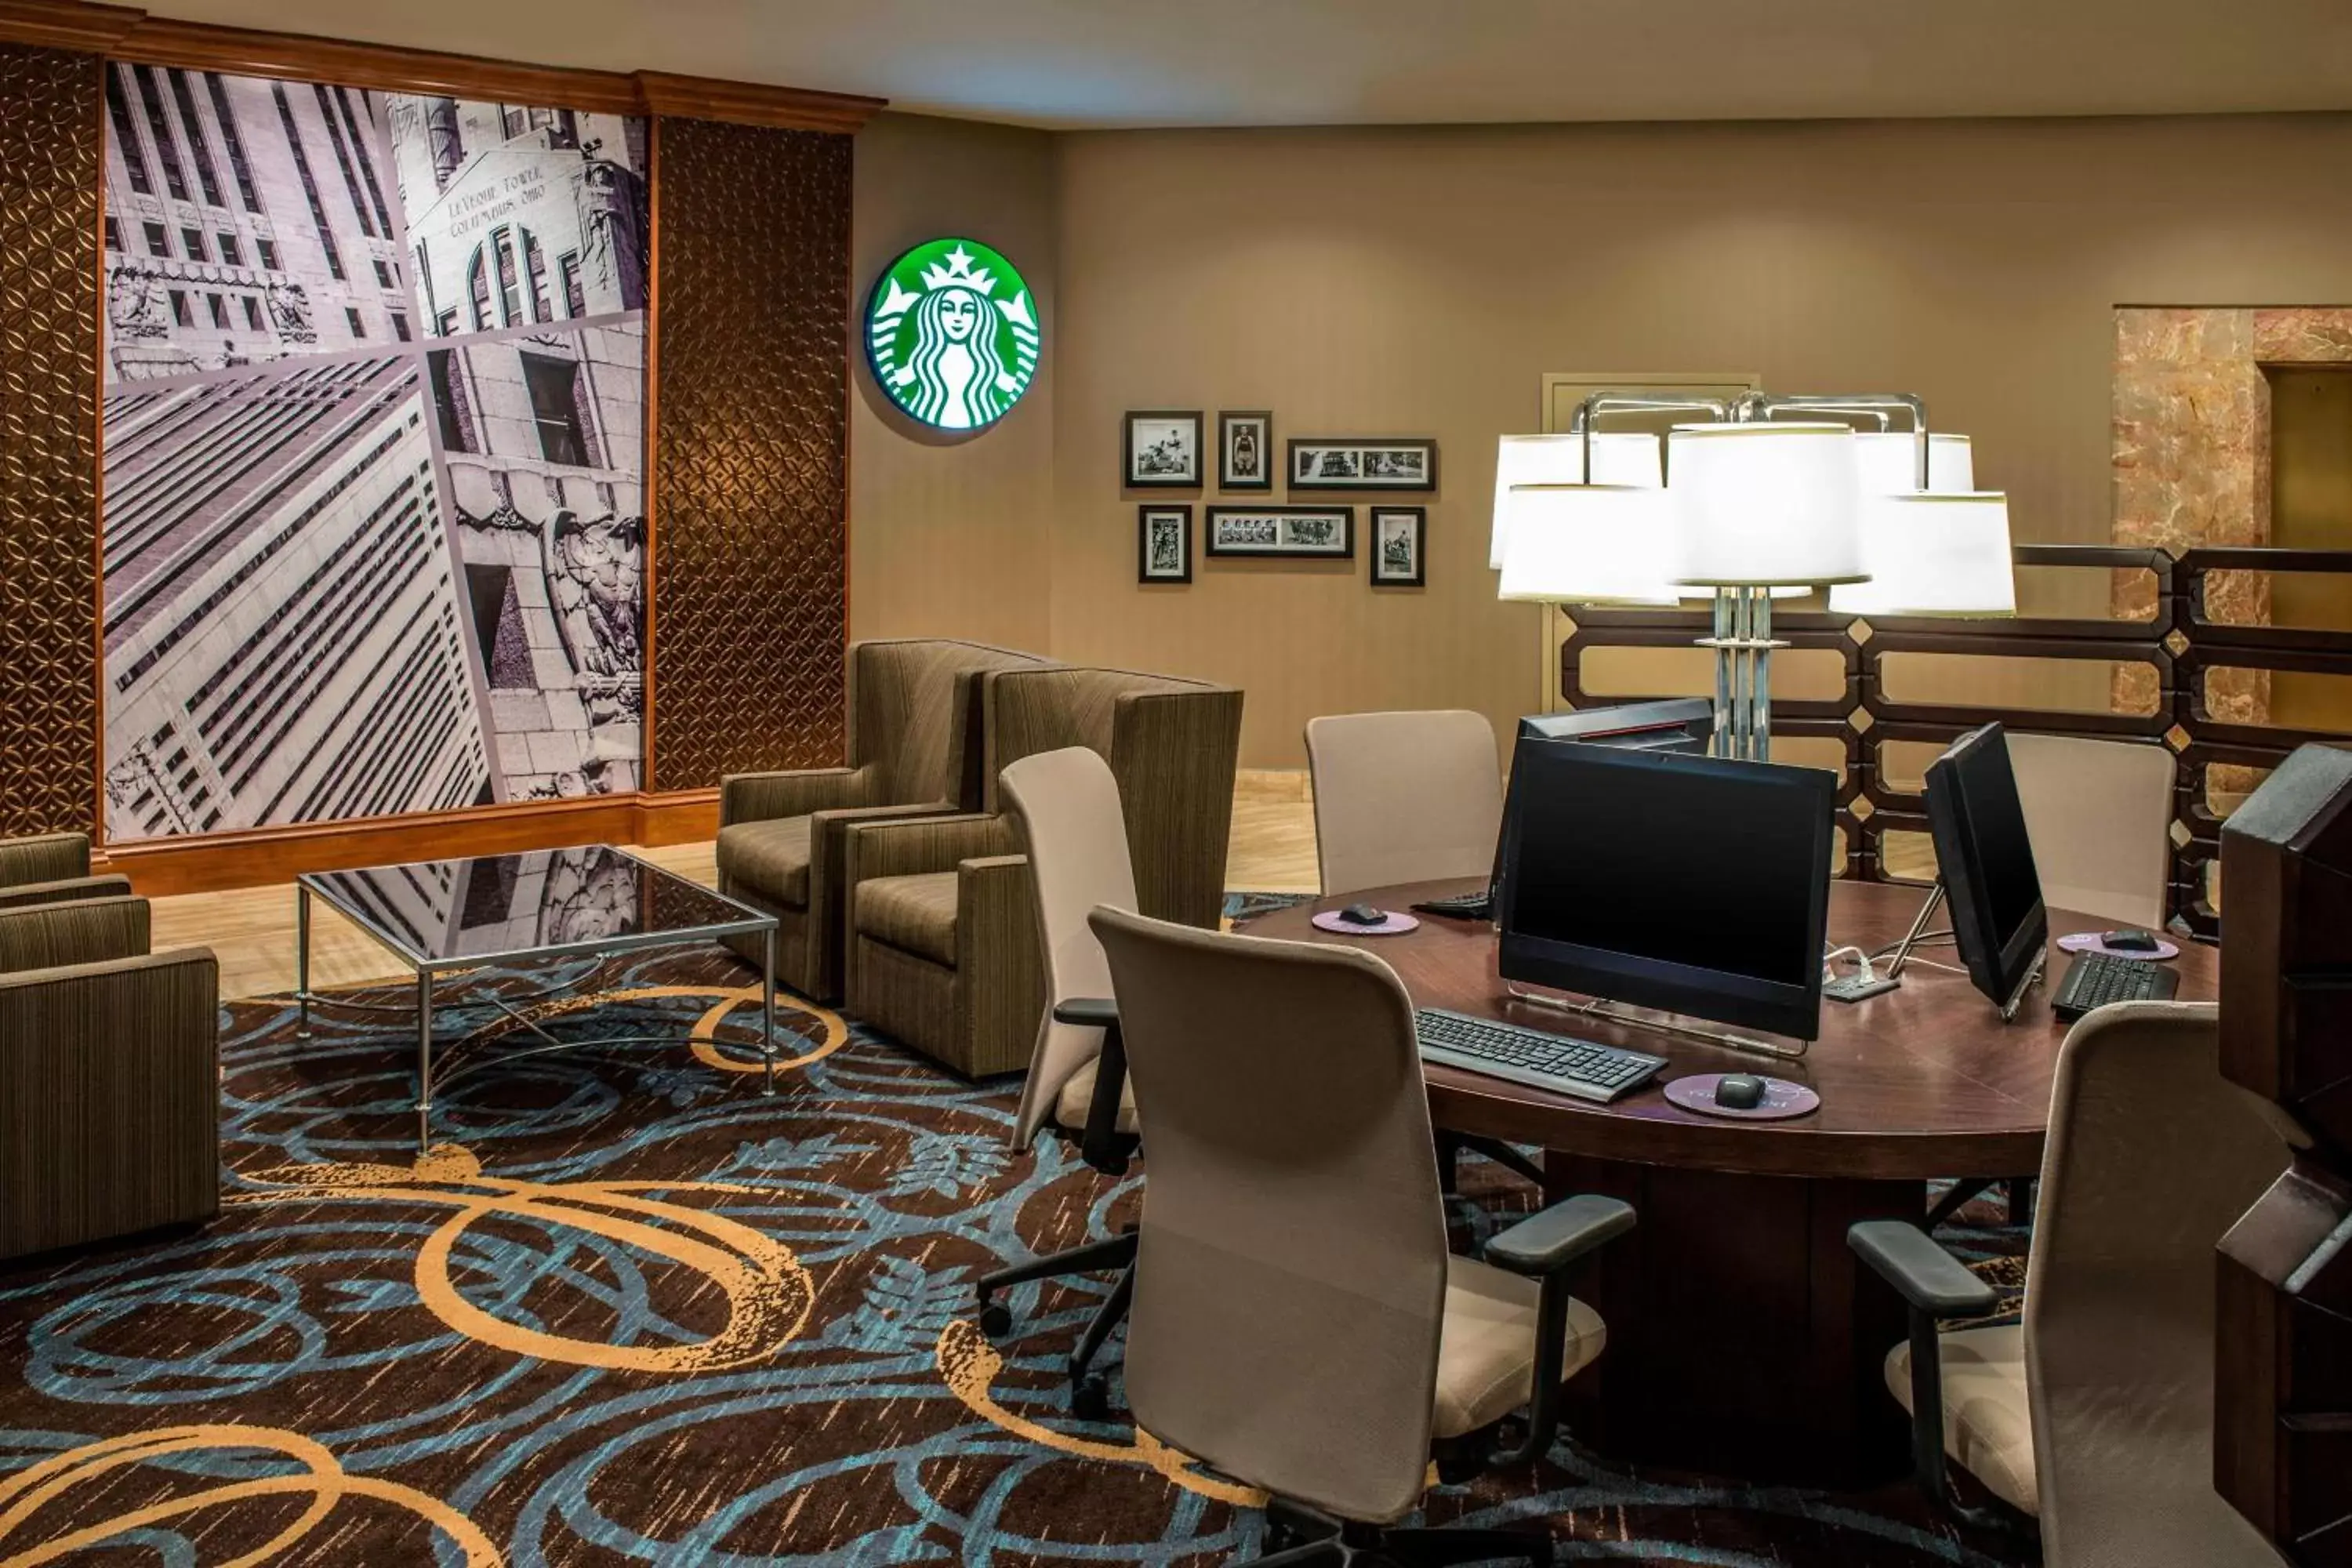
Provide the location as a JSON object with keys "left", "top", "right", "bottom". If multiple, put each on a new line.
{"left": 848, "top": 112, "right": 1058, "bottom": 655}
{"left": 849, "top": 111, "right": 2352, "bottom": 766}
{"left": 1047, "top": 114, "right": 2352, "bottom": 766}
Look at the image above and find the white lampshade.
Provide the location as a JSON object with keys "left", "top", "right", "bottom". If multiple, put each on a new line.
{"left": 1497, "top": 485, "right": 1680, "bottom": 605}
{"left": 1853, "top": 431, "right": 1975, "bottom": 494}
{"left": 1829, "top": 492, "right": 2016, "bottom": 616}
{"left": 1488, "top": 432, "right": 1663, "bottom": 570}
{"left": 1667, "top": 423, "right": 1864, "bottom": 587}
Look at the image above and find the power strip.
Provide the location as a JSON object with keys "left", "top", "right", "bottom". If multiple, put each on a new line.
{"left": 1824, "top": 973, "right": 1900, "bottom": 1004}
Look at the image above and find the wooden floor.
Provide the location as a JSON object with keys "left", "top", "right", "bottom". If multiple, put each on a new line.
{"left": 154, "top": 781, "right": 1323, "bottom": 1000}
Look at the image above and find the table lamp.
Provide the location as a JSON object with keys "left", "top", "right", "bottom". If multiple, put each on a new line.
{"left": 1497, "top": 484, "right": 1681, "bottom": 607}
{"left": 1854, "top": 430, "right": 1974, "bottom": 495}
{"left": 1830, "top": 492, "right": 2016, "bottom": 617}
{"left": 1488, "top": 432, "right": 1662, "bottom": 571}
{"left": 1668, "top": 423, "right": 1865, "bottom": 761}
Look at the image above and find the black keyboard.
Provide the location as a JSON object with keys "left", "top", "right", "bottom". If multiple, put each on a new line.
{"left": 1414, "top": 1008, "right": 1668, "bottom": 1104}
{"left": 1411, "top": 890, "right": 1494, "bottom": 920}
{"left": 2051, "top": 953, "right": 2179, "bottom": 1021}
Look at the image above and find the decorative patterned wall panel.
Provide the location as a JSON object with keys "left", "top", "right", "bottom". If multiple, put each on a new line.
{"left": 651, "top": 118, "right": 850, "bottom": 789}
{"left": 0, "top": 46, "right": 102, "bottom": 839}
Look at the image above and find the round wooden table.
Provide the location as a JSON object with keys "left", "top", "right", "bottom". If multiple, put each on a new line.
{"left": 1244, "top": 878, "right": 2218, "bottom": 1486}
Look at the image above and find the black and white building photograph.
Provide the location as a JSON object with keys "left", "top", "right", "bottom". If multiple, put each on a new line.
{"left": 1205, "top": 506, "right": 1355, "bottom": 558}
{"left": 1123, "top": 409, "right": 1203, "bottom": 487}
{"left": 1138, "top": 505, "right": 1193, "bottom": 583}
{"left": 1370, "top": 506, "right": 1427, "bottom": 586}
{"left": 97, "top": 64, "right": 652, "bottom": 842}
{"left": 1288, "top": 437, "right": 1439, "bottom": 491}
{"left": 1218, "top": 410, "right": 1273, "bottom": 489}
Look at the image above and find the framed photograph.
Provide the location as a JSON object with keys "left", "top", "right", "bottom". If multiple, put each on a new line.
{"left": 1138, "top": 505, "right": 1193, "bottom": 583}
{"left": 1218, "top": 410, "right": 1274, "bottom": 491}
{"left": 1124, "top": 410, "right": 1203, "bottom": 488}
{"left": 1205, "top": 506, "right": 1355, "bottom": 560}
{"left": 1369, "top": 507, "right": 1426, "bottom": 587}
{"left": 1288, "top": 437, "right": 1439, "bottom": 492}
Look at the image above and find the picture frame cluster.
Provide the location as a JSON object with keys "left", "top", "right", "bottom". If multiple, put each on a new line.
{"left": 1127, "top": 410, "right": 1432, "bottom": 587}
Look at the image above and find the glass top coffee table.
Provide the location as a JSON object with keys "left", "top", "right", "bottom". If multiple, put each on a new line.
{"left": 296, "top": 844, "right": 779, "bottom": 1150}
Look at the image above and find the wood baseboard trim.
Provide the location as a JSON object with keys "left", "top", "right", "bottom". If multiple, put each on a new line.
{"left": 0, "top": 1, "right": 887, "bottom": 131}
{"left": 96, "top": 793, "right": 710, "bottom": 896}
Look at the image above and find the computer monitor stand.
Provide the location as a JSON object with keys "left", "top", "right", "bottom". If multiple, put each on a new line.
{"left": 1501, "top": 983, "right": 1810, "bottom": 1062}
{"left": 1883, "top": 879, "right": 2045, "bottom": 1023}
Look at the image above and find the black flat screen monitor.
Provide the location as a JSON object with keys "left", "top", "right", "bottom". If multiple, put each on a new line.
{"left": 1924, "top": 723, "right": 2048, "bottom": 1014}
{"left": 1494, "top": 740, "right": 1836, "bottom": 1040}
{"left": 1519, "top": 697, "right": 1714, "bottom": 755}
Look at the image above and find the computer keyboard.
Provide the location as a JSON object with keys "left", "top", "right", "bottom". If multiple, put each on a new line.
{"left": 2050, "top": 953, "right": 2180, "bottom": 1021}
{"left": 1415, "top": 1008, "right": 1668, "bottom": 1104}
{"left": 1410, "top": 889, "right": 1494, "bottom": 920}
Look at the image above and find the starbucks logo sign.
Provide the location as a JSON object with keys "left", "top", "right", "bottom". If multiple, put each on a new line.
{"left": 865, "top": 238, "right": 1039, "bottom": 432}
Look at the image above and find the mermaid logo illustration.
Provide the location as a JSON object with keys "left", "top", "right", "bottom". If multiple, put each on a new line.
{"left": 866, "top": 238, "right": 1040, "bottom": 431}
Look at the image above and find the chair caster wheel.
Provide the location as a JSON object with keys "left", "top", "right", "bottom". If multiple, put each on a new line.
{"left": 1071, "top": 1374, "right": 1111, "bottom": 1421}
{"left": 977, "top": 1299, "right": 1011, "bottom": 1338}
{"left": 1264, "top": 1522, "right": 1300, "bottom": 1552}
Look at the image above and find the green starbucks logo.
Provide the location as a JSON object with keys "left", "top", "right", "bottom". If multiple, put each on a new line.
{"left": 866, "top": 238, "right": 1039, "bottom": 431}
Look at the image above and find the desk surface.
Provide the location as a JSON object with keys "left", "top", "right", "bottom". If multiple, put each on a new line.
{"left": 1243, "top": 877, "right": 2218, "bottom": 1181}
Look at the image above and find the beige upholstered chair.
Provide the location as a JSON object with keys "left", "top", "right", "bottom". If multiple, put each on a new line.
{"left": 1091, "top": 906, "right": 1633, "bottom": 1566}
{"left": 2006, "top": 733, "right": 2175, "bottom": 930}
{"left": 1, "top": 892, "right": 219, "bottom": 1261}
{"left": 715, "top": 637, "right": 1052, "bottom": 1001}
{"left": 1305, "top": 710, "right": 1503, "bottom": 897}
{"left": 1851, "top": 1003, "right": 2288, "bottom": 1564}
{"left": 1304, "top": 710, "right": 1537, "bottom": 1191}
{"left": 841, "top": 666, "right": 1241, "bottom": 1076}
{"left": 0, "top": 832, "right": 132, "bottom": 910}
{"left": 970, "top": 746, "right": 1144, "bottom": 1417}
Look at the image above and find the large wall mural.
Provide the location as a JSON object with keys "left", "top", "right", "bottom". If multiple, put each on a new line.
{"left": 99, "top": 65, "right": 649, "bottom": 841}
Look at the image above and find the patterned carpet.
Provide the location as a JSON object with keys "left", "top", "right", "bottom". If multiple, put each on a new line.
{"left": 0, "top": 947, "right": 2032, "bottom": 1566}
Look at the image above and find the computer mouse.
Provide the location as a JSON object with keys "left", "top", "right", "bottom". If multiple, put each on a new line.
{"left": 1715, "top": 1074, "right": 1767, "bottom": 1111}
{"left": 1337, "top": 902, "right": 1386, "bottom": 927}
{"left": 2103, "top": 928, "right": 2161, "bottom": 953}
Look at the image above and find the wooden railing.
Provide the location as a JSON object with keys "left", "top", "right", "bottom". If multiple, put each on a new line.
{"left": 1558, "top": 544, "right": 2352, "bottom": 941}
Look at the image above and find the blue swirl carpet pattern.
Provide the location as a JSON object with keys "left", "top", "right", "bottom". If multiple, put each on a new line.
{"left": 0, "top": 948, "right": 2031, "bottom": 1565}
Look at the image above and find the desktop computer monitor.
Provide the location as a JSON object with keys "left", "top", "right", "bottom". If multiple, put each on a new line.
{"left": 1519, "top": 697, "right": 1714, "bottom": 755}
{"left": 1924, "top": 723, "right": 2048, "bottom": 1014}
{"left": 1494, "top": 740, "right": 1837, "bottom": 1040}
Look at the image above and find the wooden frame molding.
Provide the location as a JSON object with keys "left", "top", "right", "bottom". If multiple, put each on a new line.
{"left": 96, "top": 789, "right": 726, "bottom": 896}
{"left": 0, "top": 0, "right": 885, "bottom": 129}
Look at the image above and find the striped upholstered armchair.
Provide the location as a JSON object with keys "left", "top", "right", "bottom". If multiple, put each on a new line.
{"left": 0, "top": 831, "right": 132, "bottom": 910}
{"left": 0, "top": 869, "right": 220, "bottom": 1261}
{"left": 840, "top": 666, "right": 1243, "bottom": 1077}
{"left": 715, "top": 638, "right": 1054, "bottom": 1003}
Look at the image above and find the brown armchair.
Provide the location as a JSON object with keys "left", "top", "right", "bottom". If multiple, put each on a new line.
{"left": 0, "top": 831, "right": 132, "bottom": 911}
{"left": 714, "top": 637, "right": 1054, "bottom": 1001}
{"left": 1, "top": 893, "right": 220, "bottom": 1261}
{"left": 841, "top": 665, "right": 1243, "bottom": 1076}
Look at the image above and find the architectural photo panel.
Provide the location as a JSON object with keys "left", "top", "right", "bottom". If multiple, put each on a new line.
{"left": 96, "top": 63, "right": 652, "bottom": 842}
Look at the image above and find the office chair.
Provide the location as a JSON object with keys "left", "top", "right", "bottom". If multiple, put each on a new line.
{"left": 1092, "top": 905, "right": 1634, "bottom": 1567}
{"left": 970, "top": 746, "right": 1144, "bottom": 1418}
{"left": 1850, "top": 1003, "right": 2288, "bottom": 1565}
{"left": 1927, "top": 731, "right": 2177, "bottom": 1231}
{"left": 1304, "top": 709, "right": 1541, "bottom": 1194}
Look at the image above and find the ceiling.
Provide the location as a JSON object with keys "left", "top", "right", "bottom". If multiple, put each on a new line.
{"left": 147, "top": 0, "right": 2352, "bottom": 129}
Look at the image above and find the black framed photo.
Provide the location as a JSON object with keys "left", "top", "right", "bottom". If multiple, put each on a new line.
{"left": 1124, "top": 410, "right": 1203, "bottom": 488}
{"left": 1138, "top": 505, "right": 1192, "bottom": 583}
{"left": 1369, "top": 506, "right": 1426, "bottom": 586}
{"left": 1288, "top": 437, "right": 1439, "bottom": 492}
{"left": 1218, "top": 410, "right": 1274, "bottom": 490}
{"left": 1205, "top": 506, "right": 1354, "bottom": 559}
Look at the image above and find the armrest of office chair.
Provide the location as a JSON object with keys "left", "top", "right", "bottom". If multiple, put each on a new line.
{"left": 1055, "top": 997, "right": 1137, "bottom": 1178}
{"left": 1482, "top": 1193, "right": 1636, "bottom": 1466}
{"left": 1848, "top": 1219, "right": 2014, "bottom": 1530}
{"left": 0, "top": 873, "right": 133, "bottom": 911}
